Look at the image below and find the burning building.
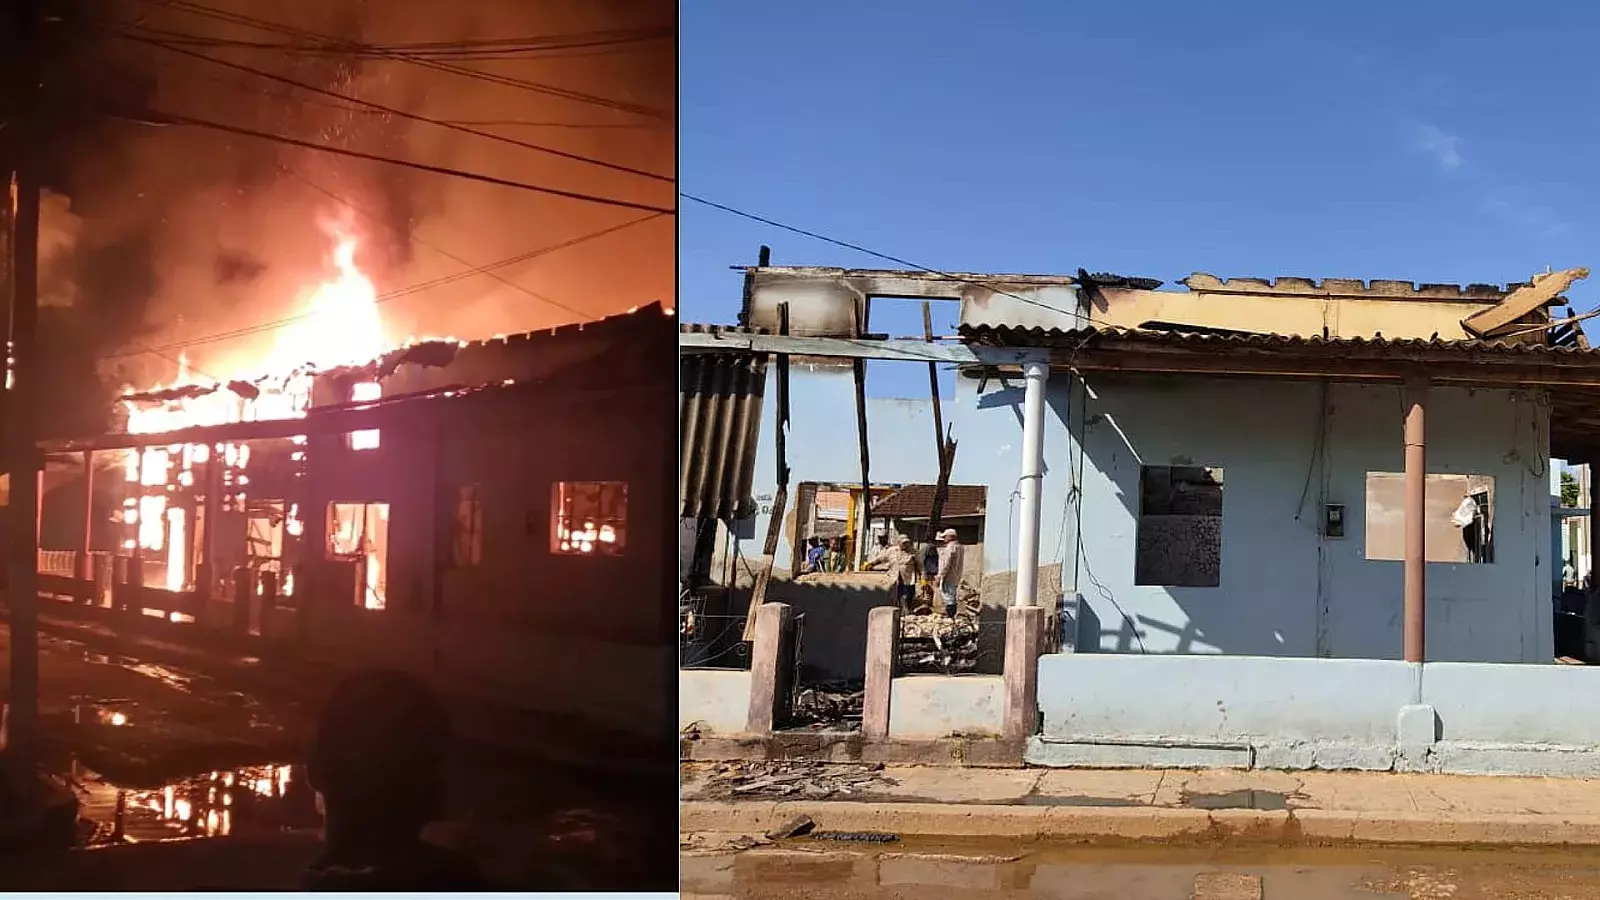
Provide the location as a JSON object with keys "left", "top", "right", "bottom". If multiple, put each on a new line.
{"left": 33, "top": 234, "right": 676, "bottom": 746}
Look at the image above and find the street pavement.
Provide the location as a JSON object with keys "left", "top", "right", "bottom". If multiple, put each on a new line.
{"left": 0, "top": 619, "right": 677, "bottom": 890}
{"left": 683, "top": 841, "right": 1600, "bottom": 899}
{"left": 682, "top": 762, "right": 1600, "bottom": 846}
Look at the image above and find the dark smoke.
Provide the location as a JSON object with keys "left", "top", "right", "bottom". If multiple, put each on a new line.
{"left": 25, "top": 0, "right": 674, "bottom": 427}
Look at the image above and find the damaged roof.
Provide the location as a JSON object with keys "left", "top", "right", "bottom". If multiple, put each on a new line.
{"left": 957, "top": 323, "right": 1600, "bottom": 358}
{"left": 123, "top": 303, "right": 675, "bottom": 406}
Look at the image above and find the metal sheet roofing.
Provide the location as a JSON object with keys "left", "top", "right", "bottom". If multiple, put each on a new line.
{"left": 957, "top": 323, "right": 1600, "bottom": 359}
{"left": 679, "top": 350, "right": 769, "bottom": 521}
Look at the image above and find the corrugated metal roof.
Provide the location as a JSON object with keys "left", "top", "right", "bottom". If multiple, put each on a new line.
{"left": 680, "top": 350, "right": 769, "bottom": 520}
{"left": 958, "top": 323, "right": 1600, "bottom": 359}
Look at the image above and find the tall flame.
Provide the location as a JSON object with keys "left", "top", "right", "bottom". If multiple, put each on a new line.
{"left": 124, "top": 225, "right": 389, "bottom": 435}
{"left": 267, "top": 229, "right": 386, "bottom": 372}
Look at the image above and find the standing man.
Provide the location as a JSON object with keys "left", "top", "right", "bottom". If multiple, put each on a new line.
{"left": 935, "top": 528, "right": 964, "bottom": 617}
{"left": 865, "top": 535, "right": 922, "bottom": 611}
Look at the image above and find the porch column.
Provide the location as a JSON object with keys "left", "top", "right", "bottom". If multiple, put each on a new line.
{"left": 78, "top": 450, "right": 93, "bottom": 602}
{"left": 1015, "top": 358, "right": 1050, "bottom": 608}
{"left": 1403, "top": 377, "right": 1429, "bottom": 663}
{"left": 1588, "top": 462, "right": 1599, "bottom": 592}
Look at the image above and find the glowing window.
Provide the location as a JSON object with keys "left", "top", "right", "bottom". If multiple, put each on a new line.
{"left": 349, "top": 382, "right": 381, "bottom": 450}
{"left": 551, "top": 481, "right": 626, "bottom": 556}
{"left": 453, "top": 484, "right": 484, "bottom": 567}
{"left": 325, "top": 502, "right": 390, "bottom": 610}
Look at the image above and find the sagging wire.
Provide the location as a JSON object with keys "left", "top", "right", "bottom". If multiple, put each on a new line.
{"left": 1502, "top": 390, "right": 1549, "bottom": 479}
{"left": 1062, "top": 369, "right": 1147, "bottom": 654}
{"left": 1294, "top": 381, "right": 1330, "bottom": 523}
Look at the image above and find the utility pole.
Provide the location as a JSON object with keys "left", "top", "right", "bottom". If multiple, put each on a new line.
{"left": 4, "top": 0, "right": 43, "bottom": 769}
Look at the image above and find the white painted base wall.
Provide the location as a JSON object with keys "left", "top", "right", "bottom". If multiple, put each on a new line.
{"left": 679, "top": 669, "right": 752, "bottom": 734}
{"left": 1032, "top": 653, "right": 1600, "bottom": 778}
{"left": 889, "top": 674, "right": 1004, "bottom": 739}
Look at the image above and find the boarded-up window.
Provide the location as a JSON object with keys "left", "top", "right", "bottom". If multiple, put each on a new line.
{"left": 551, "top": 481, "right": 627, "bottom": 556}
{"left": 453, "top": 484, "right": 484, "bottom": 567}
{"left": 1135, "top": 466, "right": 1224, "bottom": 588}
{"left": 1364, "top": 473, "right": 1495, "bottom": 564}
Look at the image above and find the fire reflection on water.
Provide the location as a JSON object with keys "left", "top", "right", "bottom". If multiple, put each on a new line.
{"left": 75, "top": 762, "right": 314, "bottom": 845}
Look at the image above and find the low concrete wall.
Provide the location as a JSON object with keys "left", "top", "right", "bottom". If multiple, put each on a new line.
{"left": 1030, "top": 653, "right": 1418, "bottom": 771}
{"left": 889, "top": 675, "right": 1004, "bottom": 740}
{"left": 680, "top": 669, "right": 753, "bottom": 734}
{"left": 1419, "top": 662, "right": 1600, "bottom": 777}
{"left": 1028, "top": 653, "right": 1600, "bottom": 777}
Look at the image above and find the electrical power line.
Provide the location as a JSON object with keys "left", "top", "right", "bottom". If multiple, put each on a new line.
{"left": 116, "top": 23, "right": 672, "bottom": 59}
{"left": 680, "top": 193, "right": 1094, "bottom": 319}
{"left": 283, "top": 169, "right": 647, "bottom": 321}
{"left": 133, "top": 0, "right": 672, "bottom": 121}
{"left": 136, "top": 64, "right": 660, "bottom": 131}
{"left": 109, "top": 108, "right": 676, "bottom": 214}
{"left": 105, "top": 210, "right": 664, "bottom": 361}
{"left": 115, "top": 29, "right": 673, "bottom": 184}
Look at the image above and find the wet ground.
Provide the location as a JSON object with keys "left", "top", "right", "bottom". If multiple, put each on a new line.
{"left": 682, "top": 839, "right": 1600, "bottom": 899}
{"left": 0, "top": 620, "right": 678, "bottom": 890}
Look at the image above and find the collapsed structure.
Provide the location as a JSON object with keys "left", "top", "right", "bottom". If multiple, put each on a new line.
{"left": 680, "top": 256, "right": 1600, "bottom": 777}
{"left": 37, "top": 303, "right": 676, "bottom": 743}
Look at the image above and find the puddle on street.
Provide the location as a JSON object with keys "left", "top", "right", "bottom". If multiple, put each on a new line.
{"left": 685, "top": 841, "right": 1600, "bottom": 900}
{"left": 69, "top": 760, "right": 320, "bottom": 845}
{"left": 1180, "top": 789, "right": 1290, "bottom": 811}
{"left": 1021, "top": 794, "right": 1146, "bottom": 807}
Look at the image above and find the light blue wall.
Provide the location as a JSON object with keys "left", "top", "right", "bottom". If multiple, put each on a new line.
{"left": 1062, "top": 376, "right": 1550, "bottom": 663}
{"left": 730, "top": 361, "right": 1552, "bottom": 664}
{"left": 1031, "top": 653, "right": 1600, "bottom": 776}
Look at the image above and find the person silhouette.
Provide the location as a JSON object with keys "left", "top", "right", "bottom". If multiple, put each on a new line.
{"left": 302, "top": 669, "right": 485, "bottom": 890}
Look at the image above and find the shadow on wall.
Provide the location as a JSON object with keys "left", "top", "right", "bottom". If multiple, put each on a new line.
{"left": 1074, "top": 376, "right": 1317, "bottom": 657}
{"left": 973, "top": 563, "right": 1065, "bottom": 672}
{"left": 764, "top": 576, "right": 898, "bottom": 682}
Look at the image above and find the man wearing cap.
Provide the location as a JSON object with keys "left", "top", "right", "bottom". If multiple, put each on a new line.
{"left": 865, "top": 534, "right": 922, "bottom": 611}
{"left": 935, "top": 528, "right": 964, "bottom": 617}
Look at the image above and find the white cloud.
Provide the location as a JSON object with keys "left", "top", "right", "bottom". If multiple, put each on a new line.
{"left": 1412, "top": 123, "right": 1464, "bottom": 171}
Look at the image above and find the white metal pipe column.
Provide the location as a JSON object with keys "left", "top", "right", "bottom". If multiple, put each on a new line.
{"left": 1014, "top": 358, "right": 1050, "bottom": 608}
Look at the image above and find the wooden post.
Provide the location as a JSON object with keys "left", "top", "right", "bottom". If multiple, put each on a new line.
{"left": 923, "top": 302, "right": 953, "bottom": 534}
{"left": 7, "top": 158, "right": 43, "bottom": 765}
{"left": 78, "top": 450, "right": 93, "bottom": 603}
{"left": 232, "top": 564, "right": 251, "bottom": 635}
{"left": 852, "top": 302, "right": 872, "bottom": 566}
{"left": 740, "top": 304, "right": 791, "bottom": 642}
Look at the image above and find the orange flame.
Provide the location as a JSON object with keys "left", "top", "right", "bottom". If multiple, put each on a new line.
{"left": 124, "top": 225, "right": 389, "bottom": 436}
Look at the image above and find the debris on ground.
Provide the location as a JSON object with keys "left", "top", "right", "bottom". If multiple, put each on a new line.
{"left": 700, "top": 761, "right": 895, "bottom": 800}
{"left": 809, "top": 831, "right": 899, "bottom": 844}
{"left": 789, "top": 681, "right": 864, "bottom": 730}
{"left": 679, "top": 832, "right": 772, "bottom": 855}
{"left": 766, "top": 814, "right": 815, "bottom": 840}
{"left": 898, "top": 614, "right": 980, "bottom": 674}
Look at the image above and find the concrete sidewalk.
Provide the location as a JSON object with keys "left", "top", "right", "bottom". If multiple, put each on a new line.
{"left": 680, "top": 762, "right": 1600, "bottom": 846}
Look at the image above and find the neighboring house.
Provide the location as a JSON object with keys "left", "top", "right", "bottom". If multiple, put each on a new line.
{"left": 38, "top": 306, "right": 676, "bottom": 743}
{"left": 684, "top": 262, "right": 1600, "bottom": 670}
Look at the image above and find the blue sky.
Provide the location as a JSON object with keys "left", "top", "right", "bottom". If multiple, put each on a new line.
{"left": 681, "top": 0, "right": 1600, "bottom": 350}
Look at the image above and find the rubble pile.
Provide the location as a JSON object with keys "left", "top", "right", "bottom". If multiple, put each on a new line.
{"left": 702, "top": 761, "right": 894, "bottom": 800}
{"left": 789, "top": 680, "right": 864, "bottom": 729}
{"left": 898, "top": 614, "right": 980, "bottom": 674}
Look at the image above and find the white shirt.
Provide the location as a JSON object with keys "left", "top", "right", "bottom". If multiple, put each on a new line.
{"left": 936, "top": 541, "right": 964, "bottom": 588}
